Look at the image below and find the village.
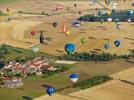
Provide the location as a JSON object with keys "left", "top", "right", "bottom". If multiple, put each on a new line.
{"left": 0, "top": 57, "right": 58, "bottom": 88}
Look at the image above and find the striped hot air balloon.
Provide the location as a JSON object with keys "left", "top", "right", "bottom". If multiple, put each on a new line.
{"left": 105, "top": 0, "right": 112, "bottom": 5}
{"left": 61, "top": 24, "right": 67, "bottom": 33}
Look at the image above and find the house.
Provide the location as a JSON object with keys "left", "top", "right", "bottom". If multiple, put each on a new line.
{"left": 3, "top": 78, "right": 23, "bottom": 88}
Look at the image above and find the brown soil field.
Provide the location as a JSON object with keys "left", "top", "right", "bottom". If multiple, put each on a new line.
{"left": 0, "top": 0, "right": 134, "bottom": 56}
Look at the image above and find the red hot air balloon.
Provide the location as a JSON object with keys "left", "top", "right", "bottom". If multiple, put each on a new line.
{"left": 31, "top": 30, "right": 36, "bottom": 36}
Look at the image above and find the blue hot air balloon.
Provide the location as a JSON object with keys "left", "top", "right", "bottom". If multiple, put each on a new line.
{"left": 104, "top": 44, "right": 110, "bottom": 49}
{"left": 114, "top": 40, "right": 120, "bottom": 47}
{"left": 70, "top": 74, "right": 78, "bottom": 83}
{"left": 127, "top": 10, "right": 133, "bottom": 17}
{"left": 47, "top": 87, "right": 55, "bottom": 96}
{"left": 65, "top": 43, "right": 75, "bottom": 54}
{"left": 98, "top": 10, "right": 102, "bottom": 17}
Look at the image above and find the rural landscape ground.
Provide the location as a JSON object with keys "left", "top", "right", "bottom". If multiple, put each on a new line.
{"left": 0, "top": 0, "right": 134, "bottom": 100}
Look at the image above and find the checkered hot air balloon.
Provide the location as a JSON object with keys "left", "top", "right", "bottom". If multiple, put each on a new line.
{"left": 105, "top": 0, "right": 112, "bottom": 5}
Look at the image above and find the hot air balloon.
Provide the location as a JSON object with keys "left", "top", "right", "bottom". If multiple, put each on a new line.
{"left": 113, "top": 3, "right": 117, "bottom": 6}
{"left": 65, "top": 43, "right": 75, "bottom": 54}
{"left": 116, "top": 23, "right": 121, "bottom": 30}
{"left": 31, "top": 30, "right": 37, "bottom": 36}
{"left": 78, "top": 11, "right": 82, "bottom": 15}
{"left": 70, "top": 74, "right": 78, "bottom": 84}
{"left": 107, "top": 18, "right": 112, "bottom": 22}
{"left": 47, "top": 87, "right": 55, "bottom": 96}
{"left": 127, "top": 10, "right": 133, "bottom": 17}
{"left": 39, "top": 31, "right": 45, "bottom": 44}
{"left": 105, "top": 0, "right": 112, "bottom": 5}
{"left": 132, "top": 2, "right": 134, "bottom": 7}
{"left": 74, "top": 3, "right": 77, "bottom": 8}
{"left": 104, "top": 44, "right": 110, "bottom": 49}
{"left": 52, "top": 22, "right": 58, "bottom": 28}
{"left": 114, "top": 40, "right": 120, "bottom": 47}
{"left": 56, "top": 4, "right": 64, "bottom": 11}
{"left": 80, "top": 37, "right": 87, "bottom": 45}
{"left": 73, "top": 20, "right": 80, "bottom": 28}
{"left": 112, "top": 5, "right": 116, "bottom": 9}
{"left": 61, "top": 24, "right": 67, "bottom": 33}
{"left": 65, "top": 31, "right": 71, "bottom": 36}
{"left": 31, "top": 46, "right": 39, "bottom": 53}
{"left": 6, "top": 8, "right": 10, "bottom": 13}
{"left": 98, "top": 10, "right": 102, "bottom": 17}
{"left": 127, "top": 18, "right": 131, "bottom": 23}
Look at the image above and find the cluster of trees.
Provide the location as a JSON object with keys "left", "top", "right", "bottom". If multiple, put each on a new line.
{"left": 59, "top": 52, "right": 120, "bottom": 61}
{"left": 59, "top": 51, "right": 134, "bottom": 61}
{"left": 75, "top": 75, "right": 112, "bottom": 89}
{"left": 78, "top": 11, "right": 134, "bottom": 22}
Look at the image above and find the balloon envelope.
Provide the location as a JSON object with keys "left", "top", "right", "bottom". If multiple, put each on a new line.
{"left": 104, "top": 44, "right": 110, "bottom": 49}
{"left": 47, "top": 87, "right": 55, "bottom": 96}
{"left": 107, "top": 18, "right": 112, "bottom": 22}
{"left": 70, "top": 74, "right": 78, "bottom": 83}
{"left": 52, "top": 22, "right": 58, "bottom": 28}
{"left": 32, "top": 46, "right": 39, "bottom": 53}
{"left": 31, "top": 30, "right": 36, "bottom": 36}
{"left": 114, "top": 40, "right": 120, "bottom": 47}
{"left": 65, "top": 43, "right": 75, "bottom": 54}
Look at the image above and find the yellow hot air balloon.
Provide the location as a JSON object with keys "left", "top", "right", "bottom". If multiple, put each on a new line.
{"left": 65, "top": 31, "right": 71, "bottom": 36}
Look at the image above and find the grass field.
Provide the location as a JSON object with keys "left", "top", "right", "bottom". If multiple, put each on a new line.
{"left": 0, "top": 0, "right": 24, "bottom": 4}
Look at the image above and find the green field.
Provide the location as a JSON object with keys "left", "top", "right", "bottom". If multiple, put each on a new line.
{"left": 0, "top": 0, "right": 24, "bottom": 4}
{"left": 0, "top": 44, "right": 55, "bottom": 63}
{"left": 1, "top": 58, "right": 134, "bottom": 99}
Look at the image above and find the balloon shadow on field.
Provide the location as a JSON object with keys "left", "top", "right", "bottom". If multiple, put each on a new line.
{"left": 22, "top": 96, "right": 32, "bottom": 100}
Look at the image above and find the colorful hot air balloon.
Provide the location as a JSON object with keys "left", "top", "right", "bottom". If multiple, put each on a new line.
{"left": 114, "top": 40, "right": 120, "bottom": 47}
{"left": 104, "top": 44, "right": 110, "bottom": 49}
{"left": 47, "top": 87, "right": 55, "bottom": 96}
{"left": 73, "top": 20, "right": 80, "bottom": 28}
{"left": 61, "top": 24, "right": 67, "bottom": 33}
{"left": 65, "top": 43, "right": 75, "bottom": 54}
{"left": 70, "top": 74, "right": 78, "bottom": 83}
{"left": 105, "top": 0, "right": 112, "bottom": 5}
{"left": 31, "top": 30, "right": 36, "bottom": 36}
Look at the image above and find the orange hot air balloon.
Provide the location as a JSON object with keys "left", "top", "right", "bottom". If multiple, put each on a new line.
{"left": 61, "top": 24, "right": 67, "bottom": 33}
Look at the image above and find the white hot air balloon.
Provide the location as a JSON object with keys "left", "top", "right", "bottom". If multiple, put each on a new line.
{"left": 113, "top": 3, "right": 117, "bottom": 6}
{"left": 112, "top": 5, "right": 116, "bottom": 9}
{"left": 127, "top": 18, "right": 131, "bottom": 23}
{"left": 107, "top": 18, "right": 112, "bottom": 22}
